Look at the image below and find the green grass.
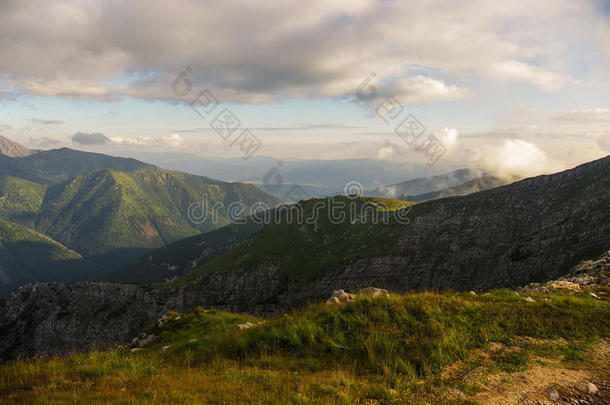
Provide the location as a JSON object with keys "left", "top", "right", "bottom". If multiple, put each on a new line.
{"left": 175, "top": 196, "right": 414, "bottom": 285}
{"left": 2, "top": 287, "right": 608, "bottom": 404}
{"left": 0, "top": 175, "right": 47, "bottom": 227}
{"left": 30, "top": 167, "right": 277, "bottom": 271}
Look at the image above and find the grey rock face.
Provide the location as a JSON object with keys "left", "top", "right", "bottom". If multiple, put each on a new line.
{"left": 520, "top": 250, "right": 610, "bottom": 292}
{"left": 0, "top": 282, "right": 171, "bottom": 359}
{"left": 1, "top": 156, "right": 610, "bottom": 360}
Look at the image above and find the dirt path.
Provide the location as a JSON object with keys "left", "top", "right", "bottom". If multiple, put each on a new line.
{"left": 470, "top": 340, "right": 609, "bottom": 404}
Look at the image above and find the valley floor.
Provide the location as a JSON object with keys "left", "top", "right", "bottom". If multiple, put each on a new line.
{"left": 1, "top": 288, "right": 609, "bottom": 404}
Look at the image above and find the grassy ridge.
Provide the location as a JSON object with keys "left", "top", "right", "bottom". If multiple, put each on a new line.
{"left": 0, "top": 148, "right": 150, "bottom": 185}
{"left": 2, "top": 288, "right": 608, "bottom": 403}
{"left": 0, "top": 175, "right": 47, "bottom": 227}
{"left": 34, "top": 167, "right": 277, "bottom": 270}
{"left": 176, "top": 196, "right": 414, "bottom": 285}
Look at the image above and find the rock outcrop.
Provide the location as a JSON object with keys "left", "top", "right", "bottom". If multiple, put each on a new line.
{"left": 325, "top": 287, "right": 390, "bottom": 305}
{"left": 520, "top": 250, "right": 610, "bottom": 292}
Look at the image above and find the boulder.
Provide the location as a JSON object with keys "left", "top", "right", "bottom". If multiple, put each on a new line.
{"left": 157, "top": 314, "right": 170, "bottom": 327}
{"left": 131, "top": 332, "right": 156, "bottom": 348}
{"left": 325, "top": 287, "right": 389, "bottom": 305}
{"left": 325, "top": 289, "right": 355, "bottom": 305}
{"left": 360, "top": 287, "right": 390, "bottom": 298}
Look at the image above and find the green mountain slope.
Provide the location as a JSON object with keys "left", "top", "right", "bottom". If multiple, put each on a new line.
{"left": 0, "top": 176, "right": 47, "bottom": 227}
{"left": 0, "top": 218, "right": 104, "bottom": 297}
{"left": 176, "top": 196, "right": 414, "bottom": 284}
{"left": 35, "top": 167, "right": 278, "bottom": 269}
{"left": 0, "top": 139, "right": 279, "bottom": 292}
{"left": 0, "top": 147, "right": 151, "bottom": 185}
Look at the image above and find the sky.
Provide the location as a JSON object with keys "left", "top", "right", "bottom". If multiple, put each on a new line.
{"left": 1, "top": 0, "right": 609, "bottom": 177}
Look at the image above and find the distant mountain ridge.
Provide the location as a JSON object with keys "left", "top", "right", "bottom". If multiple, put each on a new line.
{"left": 0, "top": 135, "right": 31, "bottom": 158}
{"left": 407, "top": 175, "right": 519, "bottom": 202}
{"left": 373, "top": 168, "right": 481, "bottom": 198}
{"left": 108, "top": 150, "right": 453, "bottom": 190}
{"left": 0, "top": 147, "right": 150, "bottom": 185}
{"left": 0, "top": 139, "right": 278, "bottom": 295}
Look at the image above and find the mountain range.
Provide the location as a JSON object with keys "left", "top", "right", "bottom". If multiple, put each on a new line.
{"left": 406, "top": 175, "right": 519, "bottom": 202}
{"left": 1, "top": 154, "right": 608, "bottom": 358}
{"left": 372, "top": 168, "right": 481, "bottom": 197}
{"left": 0, "top": 138, "right": 277, "bottom": 295}
{"left": 0, "top": 137, "right": 517, "bottom": 295}
{"left": 106, "top": 149, "right": 465, "bottom": 194}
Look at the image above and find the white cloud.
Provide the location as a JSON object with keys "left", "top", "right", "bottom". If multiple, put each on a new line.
{"left": 379, "top": 77, "right": 473, "bottom": 105}
{"left": 0, "top": 0, "right": 605, "bottom": 102}
{"left": 376, "top": 140, "right": 403, "bottom": 160}
{"left": 164, "top": 134, "right": 184, "bottom": 148}
{"left": 490, "top": 60, "right": 565, "bottom": 91}
{"left": 472, "top": 139, "right": 562, "bottom": 178}
{"left": 108, "top": 134, "right": 184, "bottom": 148}
{"left": 17, "top": 79, "right": 114, "bottom": 100}
{"left": 553, "top": 109, "right": 610, "bottom": 122}
{"left": 436, "top": 128, "right": 460, "bottom": 151}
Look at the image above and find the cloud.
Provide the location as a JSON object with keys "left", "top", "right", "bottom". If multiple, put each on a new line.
{"left": 0, "top": 0, "right": 604, "bottom": 103}
{"left": 108, "top": 134, "right": 184, "bottom": 148}
{"left": 164, "top": 134, "right": 183, "bottom": 148}
{"left": 553, "top": 109, "right": 610, "bottom": 122}
{"left": 376, "top": 140, "right": 403, "bottom": 160}
{"left": 30, "top": 118, "right": 64, "bottom": 125}
{"left": 17, "top": 79, "right": 116, "bottom": 100}
{"left": 71, "top": 132, "right": 110, "bottom": 145}
{"left": 367, "top": 76, "right": 473, "bottom": 107}
{"left": 490, "top": 60, "right": 566, "bottom": 91}
{"left": 436, "top": 128, "right": 460, "bottom": 151}
{"left": 471, "top": 139, "right": 562, "bottom": 178}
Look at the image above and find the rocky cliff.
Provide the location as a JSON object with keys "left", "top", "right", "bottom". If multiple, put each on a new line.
{"left": 1, "top": 155, "right": 609, "bottom": 360}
